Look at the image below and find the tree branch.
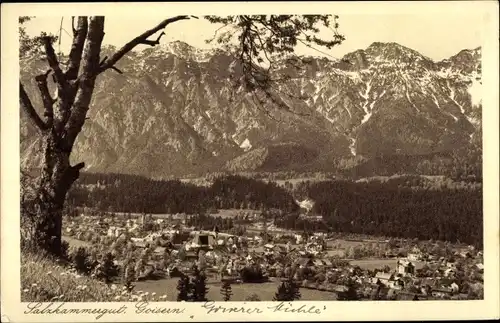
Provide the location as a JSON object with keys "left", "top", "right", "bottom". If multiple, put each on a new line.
{"left": 20, "top": 82, "right": 48, "bottom": 131}
{"left": 63, "top": 16, "right": 105, "bottom": 148}
{"left": 98, "top": 15, "right": 193, "bottom": 74}
{"left": 140, "top": 31, "right": 165, "bottom": 46}
{"left": 34, "top": 70, "right": 56, "bottom": 128}
{"left": 65, "top": 17, "right": 88, "bottom": 81}
{"left": 42, "top": 36, "right": 68, "bottom": 93}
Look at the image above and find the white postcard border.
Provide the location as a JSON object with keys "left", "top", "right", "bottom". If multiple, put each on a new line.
{"left": 1, "top": 2, "right": 499, "bottom": 322}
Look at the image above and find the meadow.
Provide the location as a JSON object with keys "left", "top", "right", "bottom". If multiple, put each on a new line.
{"left": 134, "top": 278, "right": 337, "bottom": 301}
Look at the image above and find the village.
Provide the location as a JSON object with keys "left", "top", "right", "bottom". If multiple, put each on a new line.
{"left": 62, "top": 205, "right": 485, "bottom": 301}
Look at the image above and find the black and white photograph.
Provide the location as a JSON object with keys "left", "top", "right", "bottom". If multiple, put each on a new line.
{"left": 1, "top": 1, "right": 499, "bottom": 322}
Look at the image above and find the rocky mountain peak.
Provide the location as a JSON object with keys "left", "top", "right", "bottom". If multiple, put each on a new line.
{"left": 20, "top": 41, "right": 482, "bottom": 178}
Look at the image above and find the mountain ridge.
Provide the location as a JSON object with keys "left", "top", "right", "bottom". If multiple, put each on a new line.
{"left": 20, "top": 41, "right": 482, "bottom": 178}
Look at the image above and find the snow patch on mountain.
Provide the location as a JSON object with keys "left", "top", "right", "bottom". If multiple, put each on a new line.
{"left": 349, "top": 138, "right": 357, "bottom": 156}
{"left": 468, "top": 73, "right": 482, "bottom": 107}
{"left": 431, "top": 93, "right": 441, "bottom": 109}
{"left": 359, "top": 80, "right": 373, "bottom": 125}
{"left": 406, "top": 90, "right": 420, "bottom": 113}
{"left": 447, "top": 80, "right": 466, "bottom": 115}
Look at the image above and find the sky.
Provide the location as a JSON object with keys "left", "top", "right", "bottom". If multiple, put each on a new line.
{"left": 24, "top": 13, "right": 483, "bottom": 62}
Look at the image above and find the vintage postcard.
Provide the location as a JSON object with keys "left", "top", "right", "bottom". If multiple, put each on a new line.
{"left": 1, "top": 1, "right": 499, "bottom": 322}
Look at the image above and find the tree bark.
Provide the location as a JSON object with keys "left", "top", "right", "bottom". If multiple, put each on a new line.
{"left": 24, "top": 130, "right": 84, "bottom": 255}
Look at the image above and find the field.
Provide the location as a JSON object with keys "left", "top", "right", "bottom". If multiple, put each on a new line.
{"left": 134, "top": 278, "right": 337, "bottom": 301}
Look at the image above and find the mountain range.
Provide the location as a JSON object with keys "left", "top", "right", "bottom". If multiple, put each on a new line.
{"left": 20, "top": 41, "right": 482, "bottom": 178}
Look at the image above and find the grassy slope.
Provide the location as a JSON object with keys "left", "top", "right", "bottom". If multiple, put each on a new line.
{"left": 20, "top": 251, "right": 165, "bottom": 302}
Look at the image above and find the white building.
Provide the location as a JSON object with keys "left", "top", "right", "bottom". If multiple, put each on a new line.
{"left": 295, "top": 198, "right": 315, "bottom": 213}
{"left": 397, "top": 259, "right": 415, "bottom": 276}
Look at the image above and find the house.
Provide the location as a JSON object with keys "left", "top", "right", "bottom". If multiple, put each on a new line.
{"left": 373, "top": 272, "right": 394, "bottom": 286}
{"left": 264, "top": 243, "right": 276, "bottom": 253}
{"left": 185, "top": 250, "right": 198, "bottom": 259}
{"left": 313, "top": 259, "right": 325, "bottom": 268}
{"left": 115, "top": 227, "right": 126, "bottom": 237}
{"left": 322, "top": 259, "right": 333, "bottom": 268}
{"left": 154, "top": 246, "right": 167, "bottom": 255}
{"left": 297, "top": 257, "right": 315, "bottom": 268}
{"left": 107, "top": 226, "right": 117, "bottom": 237}
{"left": 217, "top": 232, "right": 236, "bottom": 240}
{"left": 446, "top": 262, "right": 457, "bottom": 269}
{"left": 431, "top": 287, "right": 453, "bottom": 298}
{"left": 333, "top": 285, "right": 349, "bottom": 294}
{"left": 305, "top": 242, "right": 322, "bottom": 255}
{"left": 294, "top": 234, "right": 304, "bottom": 244}
{"left": 444, "top": 268, "right": 456, "bottom": 277}
{"left": 407, "top": 253, "right": 420, "bottom": 261}
{"left": 189, "top": 232, "right": 216, "bottom": 250}
{"left": 460, "top": 250, "right": 472, "bottom": 258}
{"left": 388, "top": 277, "right": 404, "bottom": 290}
{"left": 410, "top": 246, "right": 422, "bottom": 253}
{"left": 407, "top": 250, "right": 423, "bottom": 261}
{"left": 397, "top": 259, "right": 415, "bottom": 276}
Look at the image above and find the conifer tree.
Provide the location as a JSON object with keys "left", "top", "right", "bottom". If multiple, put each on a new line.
{"left": 273, "top": 277, "right": 300, "bottom": 301}
{"left": 220, "top": 280, "right": 233, "bottom": 301}
{"left": 337, "top": 278, "right": 359, "bottom": 300}
{"left": 123, "top": 263, "right": 136, "bottom": 293}
{"left": 273, "top": 281, "right": 289, "bottom": 301}
{"left": 176, "top": 273, "right": 191, "bottom": 302}
{"left": 94, "top": 252, "right": 119, "bottom": 284}
{"left": 72, "top": 246, "right": 92, "bottom": 275}
{"left": 191, "top": 266, "right": 209, "bottom": 302}
{"left": 289, "top": 277, "right": 302, "bottom": 301}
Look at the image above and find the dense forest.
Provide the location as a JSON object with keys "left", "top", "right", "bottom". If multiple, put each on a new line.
{"left": 66, "top": 173, "right": 298, "bottom": 214}
{"left": 305, "top": 180, "right": 483, "bottom": 248}
{"left": 339, "top": 142, "right": 482, "bottom": 181}
{"left": 59, "top": 170, "right": 484, "bottom": 248}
